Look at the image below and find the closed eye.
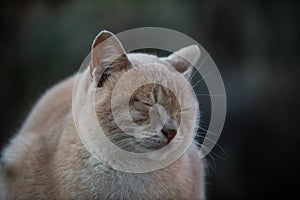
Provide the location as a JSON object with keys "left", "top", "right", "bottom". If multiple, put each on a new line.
{"left": 131, "top": 100, "right": 152, "bottom": 113}
{"left": 142, "top": 102, "right": 152, "bottom": 107}
{"left": 134, "top": 99, "right": 153, "bottom": 107}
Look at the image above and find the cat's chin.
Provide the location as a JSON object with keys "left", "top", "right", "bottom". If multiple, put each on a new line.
{"left": 146, "top": 142, "right": 178, "bottom": 161}
{"left": 111, "top": 134, "right": 170, "bottom": 153}
{"left": 137, "top": 144, "right": 168, "bottom": 153}
{"left": 119, "top": 141, "right": 168, "bottom": 154}
{"left": 120, "top": 142, "right": 168, "bottom": 154}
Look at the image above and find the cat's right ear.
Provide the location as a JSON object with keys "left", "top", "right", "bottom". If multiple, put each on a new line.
{"left": 90, "top": 30, "right": 130, "bottom": 87}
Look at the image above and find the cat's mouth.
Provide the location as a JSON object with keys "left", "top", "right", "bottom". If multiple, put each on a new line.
{"left": 138, "top": 129, "right": 177, "bottom": 151}
{"left": 140, "top": 134, "right": 169, "bottom": 150}
{"left": 109, "top": 130, "right": 177, "bottom": 153}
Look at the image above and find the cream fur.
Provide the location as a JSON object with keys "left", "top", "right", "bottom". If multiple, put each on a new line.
{"left": 0, "top": 31, "right": 205, "bottom": 200}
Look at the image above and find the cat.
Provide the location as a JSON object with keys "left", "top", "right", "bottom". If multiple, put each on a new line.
{"left": 0, "top": 30, "right": 205, "bottom": 199}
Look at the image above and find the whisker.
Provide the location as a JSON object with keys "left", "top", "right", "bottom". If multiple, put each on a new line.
{"left": 196, "top": 140, "right": 227, "bottom": 160}
{"left": 192, "top": 71, "right": 214, "bottom": 88}
{"left": 197, "top": 144, "right": 216, "bottom": 173}
{"left": 205, "top": 151, "right": 217, "bottom": 174}
{"left": 194, "top": 134, "right": 219, "bottom": 145}
{"left": 197, "top": 126, "right": 220, "bottom": 137}
{"left": 106, "top": 133, "right": 128, "bottom": 140}
{"left": 180, "top": 71, "right": 214, "bottom": 96}
{"left": 113, "top": 137, "right": 134, "bottom": 143}
{"left": 114, "top": 138, "right": 136, "bottom": 149}
{"left": 188, "top": 53, "right": 210, "bottom": 81}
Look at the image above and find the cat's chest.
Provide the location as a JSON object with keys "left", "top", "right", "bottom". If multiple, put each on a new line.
{"left": 72, "top": 161, "right": 187, "bottom": 199}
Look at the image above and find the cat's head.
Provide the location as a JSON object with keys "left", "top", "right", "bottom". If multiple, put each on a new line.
{"left": 89, "top": 30, "right": 200, "bottom": 153}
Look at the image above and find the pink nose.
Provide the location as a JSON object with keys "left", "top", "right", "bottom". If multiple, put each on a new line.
{"left": 161, "top": 128, "right": 177, "bottom": 142}
{"left": 161, "top": 118, "right": 178, "bottom": 142}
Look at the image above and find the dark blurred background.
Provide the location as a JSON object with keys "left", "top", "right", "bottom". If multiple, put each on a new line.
{"left": 1, "top": 0, "right": 299, "bottom": 199}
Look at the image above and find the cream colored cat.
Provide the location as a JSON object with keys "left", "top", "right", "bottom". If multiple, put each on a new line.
{"left": 0, "top": 30, "right": 205, "bottom": 199}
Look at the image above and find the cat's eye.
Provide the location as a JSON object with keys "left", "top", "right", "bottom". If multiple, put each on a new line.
{"left": 135, "top": 99, "right": 152, "bottom": 107}
{"left": 142, "top": 102, "right": 152, "bottom": 107}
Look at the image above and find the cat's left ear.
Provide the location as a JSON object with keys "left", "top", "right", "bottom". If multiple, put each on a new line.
{"left": 165, "top": 45, "right": 201, "bottom": 79}
{"left": 90, "top": 30, "right": 130, "bottom": 87}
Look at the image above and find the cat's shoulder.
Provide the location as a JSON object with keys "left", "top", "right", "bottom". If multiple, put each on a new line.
{"left": 20, "top": 74, "right": 78, "bottom": 134}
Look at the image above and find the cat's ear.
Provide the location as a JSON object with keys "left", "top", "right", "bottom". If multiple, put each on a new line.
{"left": 165, "top": 45, "right": 201, "bottom": 79}
{"left": 90, "top": 30, "right": 130, "bottom": 87}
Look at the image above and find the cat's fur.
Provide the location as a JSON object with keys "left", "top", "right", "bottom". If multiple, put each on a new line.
{"left": 0, "top": 30, "right": 205, "bottom": 199}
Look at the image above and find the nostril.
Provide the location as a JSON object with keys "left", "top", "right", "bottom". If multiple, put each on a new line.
{"left": 161, "top": 129, "right": 177, "bottom": 142}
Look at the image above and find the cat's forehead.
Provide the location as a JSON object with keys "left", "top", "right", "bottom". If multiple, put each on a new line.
{"left": 128, "top": 53, "right": 170, "bottom": 67}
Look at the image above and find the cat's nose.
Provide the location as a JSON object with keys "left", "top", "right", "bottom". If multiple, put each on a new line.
{"left": 162, "top": 128, "right": 177, "bottom": 142}
{"left": 161, "top": 118, "right": 177, "bottom": 142}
